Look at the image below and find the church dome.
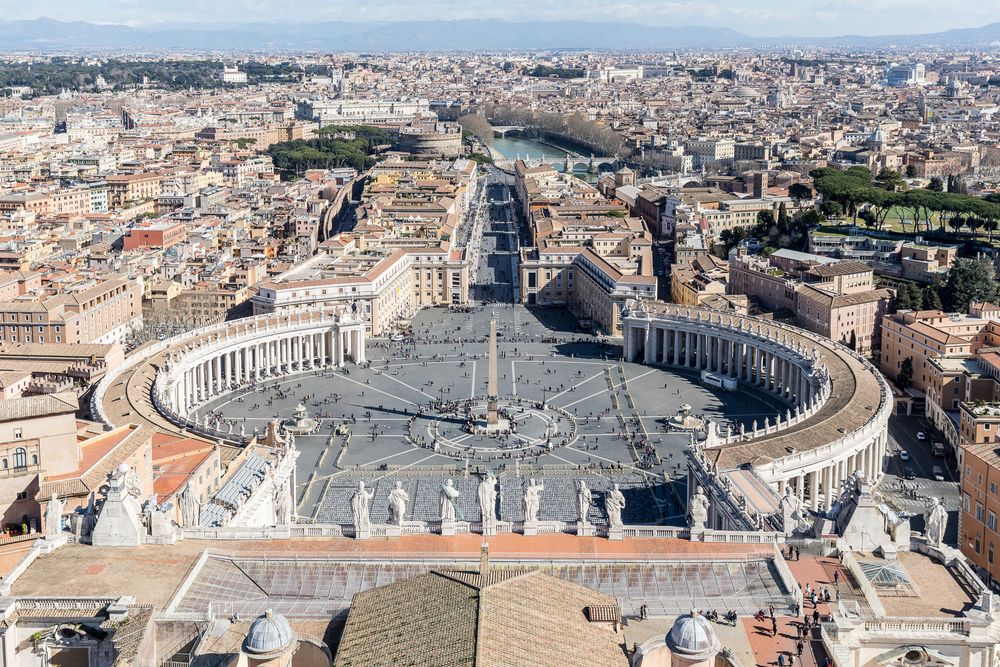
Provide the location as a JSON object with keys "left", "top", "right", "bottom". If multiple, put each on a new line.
{"left": 733, "top": 86, "right": 761, "bottom": 98}
{"left": 243, "top": 609, "right": 296, "bottom": 657}
{"left": 667, "top": 611, "right": 720, "bottom": 658}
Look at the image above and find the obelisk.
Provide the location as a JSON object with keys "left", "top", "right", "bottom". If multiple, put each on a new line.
{"left": 487, "top": 314, "right": 499, "bottom": 426}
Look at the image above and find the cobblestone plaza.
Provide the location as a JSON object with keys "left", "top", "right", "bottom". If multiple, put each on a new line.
{"left": 194, "top": 305, "right": 785, "bottom": 526}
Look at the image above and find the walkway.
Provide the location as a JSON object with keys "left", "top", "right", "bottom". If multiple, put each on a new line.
{"left": 743, "top": 555, "right": 853, "bottom": 667}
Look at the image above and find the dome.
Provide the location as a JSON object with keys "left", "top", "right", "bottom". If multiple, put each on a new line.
{"left": 733, "top": 86, "right": 760, "bottom": 98}
{"left": 667, "top": 611, "right": 720, "bottom": 658}
{"left": 243, "top": 610, "right": 296, "bottom": 657}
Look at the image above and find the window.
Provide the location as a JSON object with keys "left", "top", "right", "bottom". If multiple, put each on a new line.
{"left": 13, "top": 428, "right": 22, "bottom": 439}
{"left": 12, "top": 448, "right": 26, "bottom": 469}
{"left": 991, "top": 482, "right": 998, "bottom": 495}
{"left": 977, "top": 504, "right": 985, "bottom": 522}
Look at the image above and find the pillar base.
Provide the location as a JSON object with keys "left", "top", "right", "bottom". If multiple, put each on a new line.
{"left": 440, "top": 521, "right": 456, "bottom": 536}
{"left": 607, "top": 526, "right": 624, "bottom": 541}
{"left": 576, "top": 521, "right": 595, "bottom": 537}
{"left": 522, "top": 522, "right": 538, "bottom": 536}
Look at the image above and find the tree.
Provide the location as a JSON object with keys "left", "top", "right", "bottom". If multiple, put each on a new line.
{"left": 928, "top": 176, "right": 944, "bottom": 192}
{"left": 777, "top": 201, "right": 789, "bottom": 231}
{"left": 848, "top": 330, "right": 857, "bottom": 351}
{"left": 898, "top": 357, "right": 914, "bottom": 389}
{"left": 942, "top": 257, "right": 999, "bottom": 313}
{"left": 905, "top": 164, "right": 917, "bottom": 178}
{"left": 875, "top": 167, "right": 906, "bottom": 192}
{"left": 923, "top": 285, "right": 942, "bottom": 310}
{"left": 457, "top": 114, "right": 494, "bottom": 146}
{"left": 894, "top": 284, "right": 913, "bottom": 310}
{"left": 788, "top": 183, "right": 812, "bottom": 206}
{"left": 819, "top": 201, "right": 843, "bottom": 218}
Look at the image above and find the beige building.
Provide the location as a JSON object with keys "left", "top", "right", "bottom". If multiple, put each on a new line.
{"left": 0, "top": 277, "right": 143, "bottom": 346}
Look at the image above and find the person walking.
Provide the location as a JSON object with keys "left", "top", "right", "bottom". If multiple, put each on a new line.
{"left": 797, "top": 640, "right": 804, "bottom": 657}
{"left": 772, "top": 617, "right": 778, "bottom": 637}
{"left": 778, "top": 654, "right": 786, "bottom": 667}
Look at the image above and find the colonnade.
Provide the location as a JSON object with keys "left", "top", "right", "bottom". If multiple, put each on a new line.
{"left": 624, "top": 319, "right": 819, "bottom": 408}
{"left": 163, "top": 318, "right": 366, "bottom": 417}
{"left": 622, "top": 305, "right": 892, "bottom": 527}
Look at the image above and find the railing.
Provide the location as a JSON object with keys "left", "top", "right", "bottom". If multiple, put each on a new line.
{"left": 840, "top": 549, "right": 887, "bottom": 618}
{"left": 863, "top": 619, "right": 969, "bottom": 635}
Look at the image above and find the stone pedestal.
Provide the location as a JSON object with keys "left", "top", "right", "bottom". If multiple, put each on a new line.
{"left": 689, "top": 529, "right": 706, "bottom": 542}
{"left": 481, "top": 521, "right": 497, "bottom": 537}
{"left": 355, "top": 528, "right": 371, "bottom": 540}
{"left": 522, "top": 522, "right": 538, "bottom": 536}
{"left": 576, "top": 521, "right": 595, "bottom": 537}
{"left": 607, "top": 527, "right": 624, "bottom": 541}
{"left": 440, "top": 521, "right": 456, "bottom": 536}
{"left": 384, "top": 524, "right": 402, "bottom": 538}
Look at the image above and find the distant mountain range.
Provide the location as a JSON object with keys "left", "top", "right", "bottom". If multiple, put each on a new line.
{"left": 1, "top": 17, "right": 999, "bottom": 52}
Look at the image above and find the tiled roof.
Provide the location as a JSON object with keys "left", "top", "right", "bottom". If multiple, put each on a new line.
{"left": 334, "top": 569, "right": 627, "bottom": 667}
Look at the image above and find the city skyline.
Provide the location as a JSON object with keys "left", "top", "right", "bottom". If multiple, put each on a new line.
{"left": 2, "top": 0, "right": 999, "bottom": 38}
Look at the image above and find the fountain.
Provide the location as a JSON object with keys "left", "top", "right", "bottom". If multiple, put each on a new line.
{"left": 281, "top": 402, "right": 319, "bottom": 435}
{"left": 670, "top": 403, "right": 704, "bottom": 431}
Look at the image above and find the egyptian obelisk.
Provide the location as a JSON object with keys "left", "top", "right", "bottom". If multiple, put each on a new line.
{"left": 487, "top": 314, "right": 499, "bottom": 426}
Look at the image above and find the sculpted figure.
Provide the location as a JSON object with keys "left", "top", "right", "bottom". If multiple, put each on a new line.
{"left": 577, "top": 480, "right": 593, "bottom": 524}
{"left": 388, "top": 481, "right": 409, "bottom": 525}
{"left": 689, "top": 485, "right": 711, "bottom": 530}
{"left": 605, "top": 484, "right": 626, "bottom": 529}
{"left": 522, "top": 478, "right": 544, "bottom": 524}
{"left": 440, "top": 479, "right": 460, "bottom": 522}
{"left": 350, "top": 481, "right": 374, "bottom": 533}
{"left": 478, "top": 471, "right": 497, "bottom": 526}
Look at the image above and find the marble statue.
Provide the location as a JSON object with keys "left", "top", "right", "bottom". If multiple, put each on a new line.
{"left": 522, "top": 478, "right": 544, "bottom": 524}
{"left": 576, "top": 480, "right": 593, "bottom": 524}
{"left": 779, "top": 486, "right": 806, "bottom": 536}
{"left": 605, "top": 484, "right": 626, "bottom": 529}
{"left": 350, "top": 481, "right": 374, "bottom": 534}
{"left": 179, "top": 482, "right": 201, "bottom": 527}
{"left": 478, "top": 471, "right": 497, "bottom": 526}
{"left": 689, "top": 485, "right": 711, "bottom": 530}
{"left": 274, "top": 478, "right": 291, "bottom": 526}
{"left": 925, "top": 496, "right": 948, "bottom": 547}
{"left": 44, "top": 493, "right": 63, "bottom": 537}
{"left": 387, "top": 481, "right": 409, "bottom": 525}
{"left": 440, "top": 479, "right": 460, "bottom": 522}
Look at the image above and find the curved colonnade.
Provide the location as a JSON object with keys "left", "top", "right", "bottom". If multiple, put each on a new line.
{"left": 93, "top": 307, "right": 367, "bottom": 446}
{"left": 622, "top": 303, "right": 892, "bottom": 519}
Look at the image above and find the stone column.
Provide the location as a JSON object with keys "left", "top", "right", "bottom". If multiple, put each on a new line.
{"left": 809, "top": 470, "right": 819, "bottom": 511}
{"left": 643, "top": 326, "right": 654, "bottom": 364}
{"left": 673, "top": 329, "right": 680, "bottom": 365}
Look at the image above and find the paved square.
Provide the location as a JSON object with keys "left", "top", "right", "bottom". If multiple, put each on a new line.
{"left": 195, "top": 305, "right": 785, "bottom": 526}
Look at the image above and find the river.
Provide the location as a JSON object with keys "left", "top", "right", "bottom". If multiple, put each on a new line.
{"left": 490, "top": 135, "right": 599, "bottom": 182}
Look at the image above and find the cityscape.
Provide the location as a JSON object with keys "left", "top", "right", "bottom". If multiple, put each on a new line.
{"left": 0, "top": 4, "right": 999, "bottom": 666}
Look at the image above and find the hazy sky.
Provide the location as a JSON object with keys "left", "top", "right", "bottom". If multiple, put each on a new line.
{"left": 3, "top": 0, "right": 997, "bottom": 37}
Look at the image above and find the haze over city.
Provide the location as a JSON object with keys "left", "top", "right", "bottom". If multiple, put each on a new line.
{"left": 0, "top": 3, "right": 999, "bottom": 667}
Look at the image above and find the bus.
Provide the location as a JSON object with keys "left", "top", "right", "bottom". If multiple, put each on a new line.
{"left": 701, "top": 370, "right": 737, "bottom": 391}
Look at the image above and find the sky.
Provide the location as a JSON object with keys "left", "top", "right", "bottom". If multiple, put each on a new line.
{"left": 1, "top": 0, "right": 997, "bottom": 37}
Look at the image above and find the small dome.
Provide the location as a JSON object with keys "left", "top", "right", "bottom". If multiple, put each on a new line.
{"left": 733, "top": 86, "right": 760, "bottom": 98}
{"left": 667, "top": 610, "right": 720, "bottom": 658}
{"left": 243, "top": 610, "right": 296, "bottom": 657}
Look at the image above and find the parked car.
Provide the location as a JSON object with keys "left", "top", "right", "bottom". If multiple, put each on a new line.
{"left": 932, "top": 442, "right": 947, "bottom": 457}
{"left": 917, "top": 431, "right": 927, "bottom": 441}
{"left": 932, "top": 466, "right": 945, "bottom": 481}
{"left": 899, "top": 450, "right": 910, "bottom": 461}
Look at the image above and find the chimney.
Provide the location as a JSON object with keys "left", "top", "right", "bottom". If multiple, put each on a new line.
{"left": 480, "top": 541, "right": 490, "bottom": 578}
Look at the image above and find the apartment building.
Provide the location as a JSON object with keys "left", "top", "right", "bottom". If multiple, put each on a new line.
{"left": 958, "top": 402, "right": 1000, "bottom": 587}
{"left": 105, "top": 173, "right": 164, "bottom": 208}
{"left": 0, "top": 277, "right": 143, "bottom": 346}
{"left": 123, "top": 221, "right": 188, "bottom": 251}
{"left": 729, "top": 248, "right": 892, "bottom": 356}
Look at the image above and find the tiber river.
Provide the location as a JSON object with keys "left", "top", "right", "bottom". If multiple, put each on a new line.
{"left": 490, "top": 135, "right": 603, "bottom": 182}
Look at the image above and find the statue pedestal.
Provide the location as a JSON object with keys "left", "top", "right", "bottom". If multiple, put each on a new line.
{"left": 607, "top": 526, "right": 624, "bottom": 541}
{"left": 689, "top": 528, "right": 706, "bottom": 542}
{"left": 440, "top": 521, "right": 456, "bottom": 536}
{"left": 576, "top": 521, "right": 595, "bottom": 537}
{"left": 355, "top": 528, "right": 371, "bottom": 540}
{"left": 384, "top": 524, "right": 402, "bottom": 538}
{"left": 481, "top": 521, "right": 497, "bottom": 537}
{"left": 522, "top": 522, "right": 538, "bottom": 536}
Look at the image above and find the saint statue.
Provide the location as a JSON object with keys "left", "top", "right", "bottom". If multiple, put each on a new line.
{"left": 478, "top": 471, "right": 498, "bottom": 526}
{"left": 179, "top": 482, "right": 201, "bottom": 528}
{"left": 605, "top": 484, "right": 626, "bottom": 529}
{"left": 925, "top": 496, "right": 948, "bottom": 548}
{"left": 689, "top": 485, "right": 711, "bottom": 530}
{"left": 522, "top": 478, "right": 544, "bottom": 525}
{"left": 440, "top": 479, "right": 460, "bottom": 522}
{"left": 388, "top": 481, "right": 409, "bottom": 526}
{"left": 779, "top": 486, "right": 806, "bottom": 535}
{"left": 274, "top": 478, "right": 291, "bottom": 526}
{"left": 350, "top": 481, "right": 374, "bottom": 534}
{"left": 577, "top": 480, "right": 593, "bottom": 524}
{"left": 44, "top": 493, "right": 63, "bottom": 538}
